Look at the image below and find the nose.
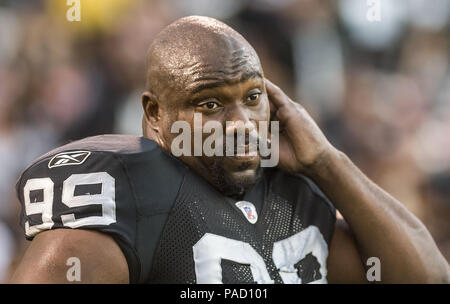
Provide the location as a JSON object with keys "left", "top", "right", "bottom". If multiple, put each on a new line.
{"left": 224, "top": 105, "right": 256, "bottom": 138}
{"left": 224, "top": 106, "right": 259, "bottom": 156}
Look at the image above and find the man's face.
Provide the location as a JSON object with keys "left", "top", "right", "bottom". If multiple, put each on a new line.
{"left": 157, "top": 52, "right": 270, "bottom": 196}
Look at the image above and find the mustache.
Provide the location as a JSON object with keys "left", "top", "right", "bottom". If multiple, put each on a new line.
{"left": 220, "top": 130, "right": 271, "bottom": 155}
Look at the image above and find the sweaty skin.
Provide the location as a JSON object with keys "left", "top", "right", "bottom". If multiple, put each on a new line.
{"left": 11, "top": 16, "right": 450, "bottom": 284}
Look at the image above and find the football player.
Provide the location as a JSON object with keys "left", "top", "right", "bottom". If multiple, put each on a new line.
{"left": 10, "top": 16, "right": 449, "bottom": 283}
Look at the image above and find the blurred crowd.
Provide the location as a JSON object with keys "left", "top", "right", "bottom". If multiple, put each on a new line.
{"left": 0, "top": 0, "right": 449, "bottom": 282}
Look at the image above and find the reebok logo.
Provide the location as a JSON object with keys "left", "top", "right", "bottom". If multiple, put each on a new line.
{"left": 48, "top": 151, "right": 91, "bottom": 168}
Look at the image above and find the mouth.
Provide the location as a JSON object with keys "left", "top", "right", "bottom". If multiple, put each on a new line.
{"left": 229, "top": 143, "right": 257, "bottom": 158}
{"left": 225, "top": 147, "right": 260, "bottom": 170}
{"left": 226, "top": 132, "right": 261, "bottom": 156}
{"left": 229, "top": 154, "right": 259, "bottom": 163}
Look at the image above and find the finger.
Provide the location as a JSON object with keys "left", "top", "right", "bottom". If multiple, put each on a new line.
{"left": 269, "top": 97, "right": 276, "bottom": 114}
{"left": 266, "top": 81, "right": 277, "bottom": 120}
{"left": 264, "top": 78, "right": 291, "bottom": 109}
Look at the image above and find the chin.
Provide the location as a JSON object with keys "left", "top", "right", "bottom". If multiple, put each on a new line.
{"left": 216, "top": 161, "right": 263, "bottom": 198}
{"left": 190, "top": 155, "right": 263, "bottom": 198}
{"left": 227, "top": 168, "right": 259, "bottom": 186}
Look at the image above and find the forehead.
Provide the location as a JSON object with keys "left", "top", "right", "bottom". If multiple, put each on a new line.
{"left": 170, "top": 47, "right": 263, "bottom": 96}
{"left": 186, "top": 63, "right": 262, "bottom": 94}
{"left": 149, "top": 20, "right": 264, "bottom": 101}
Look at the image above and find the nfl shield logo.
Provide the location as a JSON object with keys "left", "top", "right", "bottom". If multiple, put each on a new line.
{"left": 235, "top": 201, "right": 258, "bottom": 224}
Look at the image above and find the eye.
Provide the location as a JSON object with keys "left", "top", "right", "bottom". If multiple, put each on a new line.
{"left": 200, "top": 101, "right": 220, "bottom": 110}
{"left": 246, "top": 93, "right": 261, "bottom": 104}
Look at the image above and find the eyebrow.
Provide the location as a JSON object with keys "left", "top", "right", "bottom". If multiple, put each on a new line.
{"left": 190, "top": 71, "right": 263, "bottom": 95}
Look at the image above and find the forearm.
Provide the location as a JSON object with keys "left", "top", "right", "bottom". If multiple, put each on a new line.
{"left": 307, "top": 148, "right": 449, "bottom": 283}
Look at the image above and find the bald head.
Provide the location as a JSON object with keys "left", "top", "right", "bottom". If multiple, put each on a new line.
{"left": 145, "top": 16, "right": 263, "bottom": 100}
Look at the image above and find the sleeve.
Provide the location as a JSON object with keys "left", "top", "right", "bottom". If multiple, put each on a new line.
{"left": 16, "top": 150, "right": 141, "bottom": 283}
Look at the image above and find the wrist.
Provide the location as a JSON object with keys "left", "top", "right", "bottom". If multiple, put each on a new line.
{"left": 303, "top": 146, "right": 345, "bottom": 180}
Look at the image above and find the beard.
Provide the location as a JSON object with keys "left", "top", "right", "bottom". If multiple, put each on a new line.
{"left": 205, "top": 157, "right": 263, "bottom": 199}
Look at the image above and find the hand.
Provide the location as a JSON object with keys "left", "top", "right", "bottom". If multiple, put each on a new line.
{"left": 265, "top": 79, "right": 337, "bottom": 175}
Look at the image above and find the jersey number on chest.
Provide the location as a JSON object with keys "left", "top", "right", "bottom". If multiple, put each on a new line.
{"left": 193, "top": 226, "right": 328, "bottom": 284}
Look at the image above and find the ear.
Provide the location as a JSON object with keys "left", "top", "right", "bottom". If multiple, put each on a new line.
{"left": 142, "top": 91, "right": 160, "bottom": 130}
{"left": 142, "top": 91, "right": 166, "bottom": 147}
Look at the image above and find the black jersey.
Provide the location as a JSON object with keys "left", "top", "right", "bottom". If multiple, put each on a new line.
{"left": 16, "top": 134, "right": 336, "bottom": 284}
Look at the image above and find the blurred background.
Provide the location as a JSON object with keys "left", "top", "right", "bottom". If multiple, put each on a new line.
{"left": 0, "top": 0, "right": 449, "bottom": 282}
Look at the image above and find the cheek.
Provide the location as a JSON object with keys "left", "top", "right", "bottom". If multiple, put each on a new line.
{"left": 263, "top": 97, "right": 270, "bottom": 120}
{"left": 162, "top": 109, "right": 188, "bottom": 141}
{"left": 250, "top": 98, "right": 270, "bottom": 135}
{"left": 252, "top": 96, "right": 270, "bottom": 121}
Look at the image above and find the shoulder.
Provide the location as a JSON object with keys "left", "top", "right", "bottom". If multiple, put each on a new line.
{"left": 29, "top": 134, "right": 159, "bottom": 166}
{"left": 18, "top": 134, "right": 185, "bottom": 192}
{"left": 16, "top": 135, "right": 164, "bottom": 214}
{"left": 17, "top": 133, "right": 187, "bottom": 233}
{"left": 16, "top": 135, "right": 150, "bottom": 239}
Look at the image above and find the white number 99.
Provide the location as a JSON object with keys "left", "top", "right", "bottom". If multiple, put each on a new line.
{"left": 23, "top": 172, "right": 116, "bottom": 237}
